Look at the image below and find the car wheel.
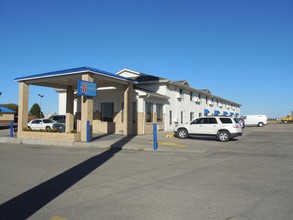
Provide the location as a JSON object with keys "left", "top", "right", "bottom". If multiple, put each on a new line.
{"left": 258, "top": 122, "right": 264, "bottom": 127}
{"left": 217, "top": 130, "right": 230, "bottom": 142}
{"left": 45, "top": 126, "right": 51, "bottom": 130}
{"left": 177, "top": 128, "right": 188, "bottom": 139}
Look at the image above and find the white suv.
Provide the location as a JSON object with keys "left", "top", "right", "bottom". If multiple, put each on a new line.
{"left": 174, "top": 116, "right": 243, "bottom": 142}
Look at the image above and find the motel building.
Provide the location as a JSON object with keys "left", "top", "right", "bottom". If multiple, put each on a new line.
{"left": 15, "top": 67, "right": 241, "bottom": 143}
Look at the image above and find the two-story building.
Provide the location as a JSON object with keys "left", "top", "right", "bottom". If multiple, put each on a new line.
{"left": 57, "top": 68, "right": 241, "bottom": 135}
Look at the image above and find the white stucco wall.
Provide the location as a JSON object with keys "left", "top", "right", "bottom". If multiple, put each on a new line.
{"left": 57, "top": 74, "right": 241, "bottom": 133}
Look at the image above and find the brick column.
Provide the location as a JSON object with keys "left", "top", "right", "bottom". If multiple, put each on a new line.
{"left": 81, "top": 74, "right": 94, "bottom": 141}
{"left": 65, "top": 86, "right": 74, "bottom": 132}
{"left": 123, "top": 83, "right": 133, "bottom": 136}
{"left": 17, "top": 82, "right": 29, "bottom": 133}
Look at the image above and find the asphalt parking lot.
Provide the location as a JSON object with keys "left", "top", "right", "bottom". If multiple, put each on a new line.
{"left": 0, "top": 123, "right": 293, "bottom": 220}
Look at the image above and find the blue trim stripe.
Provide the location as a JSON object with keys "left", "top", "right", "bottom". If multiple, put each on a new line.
{"left": 15, "top": 66, "right": 137, "bottom": 83}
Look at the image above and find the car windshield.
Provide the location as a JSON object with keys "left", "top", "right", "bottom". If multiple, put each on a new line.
{"left": 43, "top": 119, "right": 54, "bottom": 123}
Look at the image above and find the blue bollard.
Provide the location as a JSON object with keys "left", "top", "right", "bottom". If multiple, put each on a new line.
{"left": 10, "top": 120, "right": 13, "bottom": 137}
{"left": 86, "top": 120, "right": 90, "bottom": 142}
{"left": 153, "top": 123, "right": 158, "bottom": 150}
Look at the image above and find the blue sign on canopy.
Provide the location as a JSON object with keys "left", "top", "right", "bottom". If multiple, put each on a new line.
{"left": 77, "top": 80, "right": 97, "bottom": 97}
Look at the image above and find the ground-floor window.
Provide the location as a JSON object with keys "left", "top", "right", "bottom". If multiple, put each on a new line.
{"left": 101, "top": 102, "right": 114, "bottom": 122}
{"left": 145, "top": 102, "right": 153, "bottom": 122}
{"left": 190, "top": 112, "right": 194, "bottom": 121}
{"left": 199, "top": 112, "right": 202, "bottom": 117}
{"left": 181, "top": 111, "right": 183, "bottom": 123}
{"left": 156, "top": 104, "right": 163, "bottom": 122}
{"left": 169, "top": 110, "right": 172, "bottom": 125}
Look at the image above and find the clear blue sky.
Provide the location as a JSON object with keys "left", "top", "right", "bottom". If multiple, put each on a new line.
{"left": 0, "top": 0, "right": 292, "bottom": 118}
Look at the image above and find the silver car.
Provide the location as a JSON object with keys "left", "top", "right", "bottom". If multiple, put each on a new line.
{"left": 28, "top": 118, "right": 63, "bottom": 130}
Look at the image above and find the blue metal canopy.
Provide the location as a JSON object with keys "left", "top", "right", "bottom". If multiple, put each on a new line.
{"left": 15, "top": 66, "right": 137, "bottom": 83}
{"left": 0, "top": 106, "right": 15, "bottom": 113}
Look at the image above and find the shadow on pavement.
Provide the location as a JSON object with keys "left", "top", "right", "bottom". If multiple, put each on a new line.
{"left": 0, "top": 135, "right": 134, "bottom": 220}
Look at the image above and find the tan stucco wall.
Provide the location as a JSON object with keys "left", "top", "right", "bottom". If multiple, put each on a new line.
{"left": 76, "top": 110, "right": 164, "bottom": 135}
{"left": 0, "top": 113, "right": 14, "bottom": 123}
{"left": 17, "top": 131, "right": 81, "bottom": 142}
{"left": 92, "top": 112, "right": 123, "bottom": 134}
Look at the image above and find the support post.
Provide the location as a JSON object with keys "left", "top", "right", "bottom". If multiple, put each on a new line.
{"left": 80, "top": 74, "right": 93, "bottom": 142}
{"left": 123, "top": 83, "right": 133, "bottom": 136}
{"left": 17, "top": 82, "right": 29, "bottom": 134}
{"left": 65, "top": 86, "right": 74, "bottom": 133}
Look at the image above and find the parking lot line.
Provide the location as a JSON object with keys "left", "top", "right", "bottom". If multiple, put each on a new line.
{"left": 151, "top": 141, "right": 185, "bottom": 148}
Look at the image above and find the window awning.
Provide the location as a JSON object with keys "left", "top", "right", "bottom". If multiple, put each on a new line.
{"left": 214, "top": 110, "right": 220, "bottom": 116}
{"left": 204, "top": 109, "right": 210, "bottom": 113}
{"left": 223, "top": 111, "right": 228, "bottom": 115}
{"left": 230, "top": 112, "right": 234, "bottom": 116}
{"left": 235, "top": 113, "right": 239, "bottom": 117}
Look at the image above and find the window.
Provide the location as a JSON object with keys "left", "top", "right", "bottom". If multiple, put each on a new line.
{"left": 206, "top": 96, "right": 208, "bottom": 104}
{"left": 101, "top": 102, "right": 114, "bottom": 122}
{"left": 190, "top": 92, "right": 193, "bottom": 101}
{"left": 219, "top": 118, "right": 233, "bottom": 124}
{"left": 169, "top": 111, "right": 172, "bottom": 125}
{"left": 199, "top": 112, "right": 202, "bottom": 117}
{"left": 145, "top": 102, "right": 153, "bottom": 122}
{"left": 156, "top": 104, "right": 163, "bottom": 122}
{"left": 43, "top": 119, "right": 54, "bottom": 123}
{"left": 191, "top": 118, "right": 204, "bottom": 124}
{"left": 179, "top": 88, "right": 183, "bottom": 95}
{"left": 202, "top": 118, "right": 217, "bottom": 124}
{"left": 190, "top": 112, "right": 194, "bottom": 121}
{"left": 181, "top": 111, "right": 183, "bottom": 123}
